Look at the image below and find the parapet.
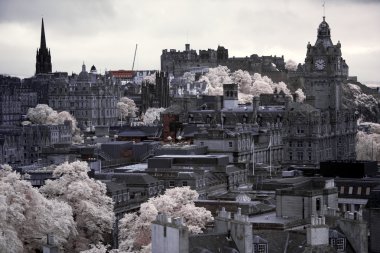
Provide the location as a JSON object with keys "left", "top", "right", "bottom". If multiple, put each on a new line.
{"left": 154, "top": 213, "right": 186, "bottom": 227}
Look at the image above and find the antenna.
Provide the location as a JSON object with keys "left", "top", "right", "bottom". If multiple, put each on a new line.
{"left": 322, "top": 1, "right": 326, "bottom": 18}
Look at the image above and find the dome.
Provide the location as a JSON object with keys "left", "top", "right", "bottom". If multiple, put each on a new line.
{"left": 78, "top": 63, "right": 90, "bottom": 81}
{"left": 235, "top": 193, "right": 251, "bottom": 202}
{"left": 315, "top": 16, "right": 333, "bottom": 48}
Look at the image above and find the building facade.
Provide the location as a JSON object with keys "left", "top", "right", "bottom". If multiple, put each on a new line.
{"left": 48, "top": 64, "right": 122, "bottom": 128}
{"left": 282, "top": 17, "right": 357, "bottom": 168}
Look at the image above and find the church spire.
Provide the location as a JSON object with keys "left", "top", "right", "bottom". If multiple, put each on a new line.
{"left": 35, "top": 18, "right": 52, "bottom": 75}
{"left": 40, "top": 18, "right": 47, "bottom": 49}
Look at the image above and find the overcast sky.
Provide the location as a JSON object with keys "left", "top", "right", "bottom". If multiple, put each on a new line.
{"left": 0, "top": 0, "right": 379, "bottom": 83}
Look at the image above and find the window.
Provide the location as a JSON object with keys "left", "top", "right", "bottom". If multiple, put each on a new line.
{"left": 308, "top": 141, "right": 312, "bottom": 147}
{"left": 253, "top": 243, "right": 267, "bottom": 253}
{"left": 316, "top": 198, "right": 321, "bottom": 211}
{"left": 308, "top": 152, "right": 312, "bottom": 161}
{"left": 297, "top": 152, "right": 303, "bottom": 161}
{"left": 348, "top": 187, "right": 353, "bottom": 195}
{"left": 340, "top": 186, "right": 345, "bottom": 194}
{"left": 297, "top": 141, "right": 303, "bottom": 147}
{"left": 182, "top": 181, "right": 188, "bottom": 186}
{"left": 169, "top": 181, "right": 175, "bottom": 188}
{"left": 366, "top": 187, "right": 371, "bottom": 195}
{"left": 336, "top": 238, "right": 345, "bottom": 251}
{"left": 289, "top": 141, "right": 292, "bottom": 147}
{"left": 357, "top": 187, "right": 362, "bottom": 195}
{"left": 200, "top": 142, "right": 204, "bottom": 146}
{"left": 289, "top": 152, "right": 293, "bottom": 161}
{"left": 229, "top": 142, "right": 233, "bottom": 148}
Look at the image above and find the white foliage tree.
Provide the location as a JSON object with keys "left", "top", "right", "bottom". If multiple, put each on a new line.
{"left": 118, "top": 187, "right": 213, "bottom": 252}
{"left": 190, "top": 66, "right": 295, "bottom": 103}
{"left": 285, "top": 59, "right": 298, "bottom": 71}
{"left": 199, "top": 65, "right": 231, "bottom": 95}
{"left": 40, "top": 161, "right": 115, "bottom": 252}
{"left": 27, "top": 104, "right": 82, "bottom": 143}
{"left": 0, "top": 164, "right": 76, "bottom": 253}
{"left": 142, "top": 107, "right": 166, "bottom": 125}
{"left": 250, "top": 73, "right": 274, "bottom": 96}
{"left": 143, "top": 73, "right": 156, "bottom": 84}
{"left": 117, "top": 97, "right": 138, "bottom": 119}
{"left": 294, "top": 88, "right": 306, "bottom": 102}
{"left": 343, "top": 83, "right": 379, "bottom": 121}
{"left": 27, "top": 104, "right": 58, "bottom": 125}
{"left": 356, "top": 121, "right": 380, "bottom": 161}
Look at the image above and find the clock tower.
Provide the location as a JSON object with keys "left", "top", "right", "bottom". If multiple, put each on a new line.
{"left": 303, "top": 17, "right": 349, "bottom": 110}
{"left": 282, "top": 16, "right": 357, "bottom": 168}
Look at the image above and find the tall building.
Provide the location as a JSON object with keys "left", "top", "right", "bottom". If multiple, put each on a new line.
{"left": 282, "top": 17, "right": 357, "bottom": 168}
{"left": 48, "top": 64, "right": 122, "bottom": 128}
{"left": 35, "top": 18, "right": 52, "bottom": 74}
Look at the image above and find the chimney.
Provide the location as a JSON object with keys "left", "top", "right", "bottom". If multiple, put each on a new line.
{"left": 307, "top": 215, "right": 329, "bottom": 246}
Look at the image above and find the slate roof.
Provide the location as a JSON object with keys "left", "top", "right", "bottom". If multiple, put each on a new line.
{"left": 118, "top": 126, "right": 162, "bottom": 137}
{"left": 189, "top": 233, "right": 239, "bottom": 253}
{"left": 287, "top": 102, "right": 318, "bottom": 113}
{"left": 95, "top": 173, "right": 159, "bottom": 186}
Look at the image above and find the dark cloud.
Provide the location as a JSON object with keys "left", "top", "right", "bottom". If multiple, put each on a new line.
{"left": 0, "top": 0, "right": 116, "bottom": 35}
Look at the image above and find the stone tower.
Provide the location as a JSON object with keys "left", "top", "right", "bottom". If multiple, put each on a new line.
{"left": 223, "top": 83, "right": 238, "bottom": 109}
{"left": 282, "top": 17, "right": 357, "bottom": 168}
{"left": 303, "top": 16, "right": 349, "bottom": 111}
{"left": 36, "top": 18, "right": 52, "bottom": 74}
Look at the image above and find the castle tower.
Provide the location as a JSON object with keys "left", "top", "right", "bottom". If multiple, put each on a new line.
{"left": 35, "top": 18, "right": 52, "bottom": 74}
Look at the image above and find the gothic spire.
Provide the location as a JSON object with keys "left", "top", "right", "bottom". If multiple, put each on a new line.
{"left": 40, "top": 18, "right": 47, "bottom": 49}
{"left": 36, "top": 18, "right": 52, "bottom": 74}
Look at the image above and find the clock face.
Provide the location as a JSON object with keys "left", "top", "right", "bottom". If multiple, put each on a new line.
{"left": 315, "top": 59, "right": 326, "bottom": 70}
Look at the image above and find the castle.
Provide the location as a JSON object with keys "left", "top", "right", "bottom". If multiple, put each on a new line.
{"left": 161, "top": 43, "right": 287, "bottom": 82}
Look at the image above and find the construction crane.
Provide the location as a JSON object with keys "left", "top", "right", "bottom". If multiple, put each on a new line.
{"left": 131, "top": 44, "right": 138, "bottom": 71}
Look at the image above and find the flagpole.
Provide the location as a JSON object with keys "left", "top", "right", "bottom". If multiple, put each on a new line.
{"left": 269, "top": 133, "right": 272, "bottom": 177}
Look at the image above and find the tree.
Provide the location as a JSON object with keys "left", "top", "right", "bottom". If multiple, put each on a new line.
{"left": 199, "top": 65, "right": 231, "bottom": 95}
{"left": 356, "top": 122, "right": 380, "bottom": 161}
{"left": 143, "top": 73, "right": 156, "bottom": 84}
{"left": 40, "top": 161, "right": 115, "bottom": 252}
{"left": 0, "top": 164, "right": 76, "bottom": 253}
{"left": 117, "top": 97, "right": 138, "bottom": 120}
{"left": 118, "top": 187, "right": 213, "bottom": 252}
{"left": 27, "top": 104, "right": 82, "bottom": 143}
{"left": 142, "top": 107, "right": 166, "bottom": 125}
{"left": 294, "top": 88, "right": 306, "bottom": 102}
{"left": 285, "top": 59, "right": 298, "bottom": 71}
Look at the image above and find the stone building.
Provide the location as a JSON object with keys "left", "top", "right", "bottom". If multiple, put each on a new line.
{"left": 48, "top": 64, "right": 122, "bottom": 128}
{"left": 161, "top": 43, "right": 287, "bottom": 82}
{"left": 22, "top": 122, "right": 72, "bottom": 164}
{"left": 0, "top": 126, "right": 24, "bottom": 164}
{"left": 141, "top": 71, "right": 170, "bottom": 113}
{"left": 282, "top": 17, "right": 357, "bottom": 168}
{"left": 0, "top": 75, "right": 22, "bottom": 126}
